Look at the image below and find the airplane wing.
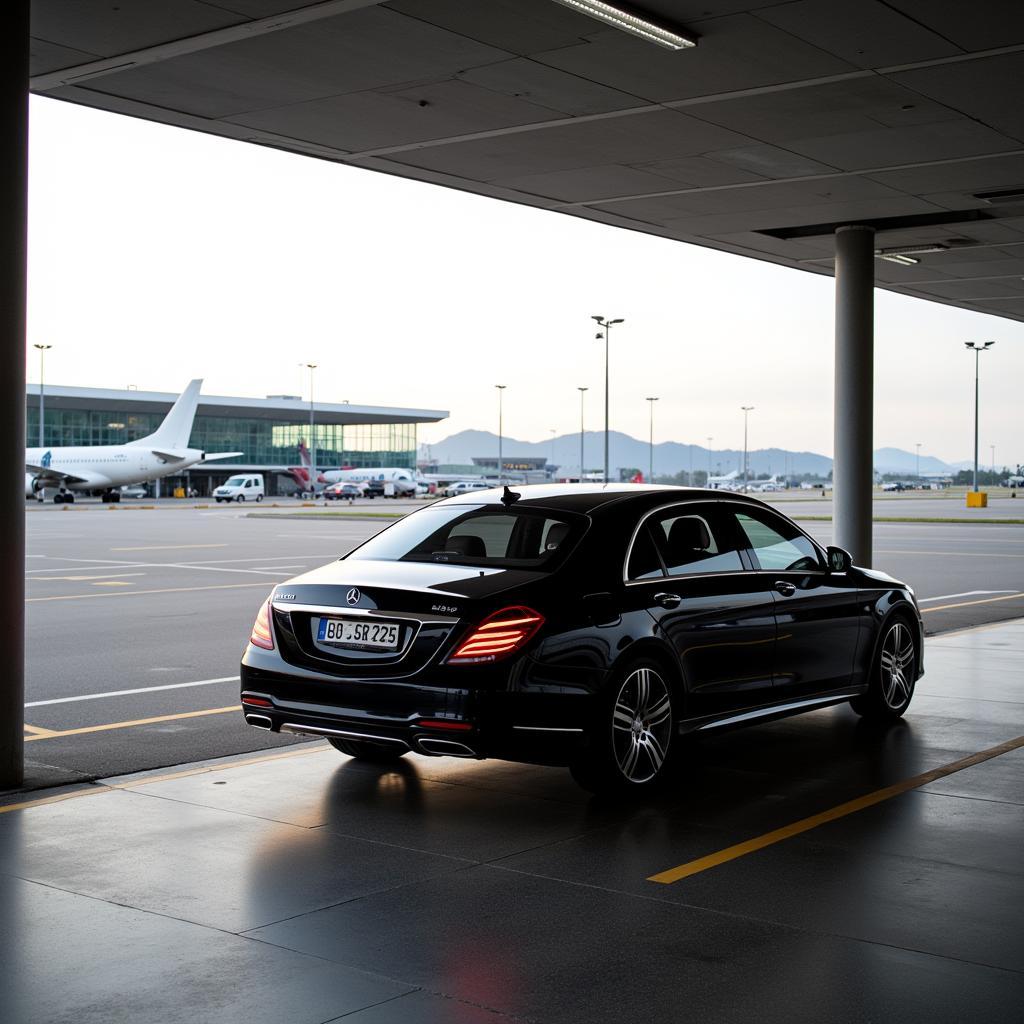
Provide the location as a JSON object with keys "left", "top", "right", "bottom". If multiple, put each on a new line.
{"left": 25, "top": 463, "right": 92, "bottom": 485}
{"left": 202, "top": 452, "right": 245, "bottom": 462}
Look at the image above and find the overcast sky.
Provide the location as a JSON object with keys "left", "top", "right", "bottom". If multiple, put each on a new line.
{"left": 27, "top": 95, "right": 1022, "bottom": 466}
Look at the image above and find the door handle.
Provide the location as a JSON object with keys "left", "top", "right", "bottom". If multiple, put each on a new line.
{"left": 773, "top": 580, "right": 796, "bottom": 597}
{"left": 653, "top": 592, "right": 682, "bottom": 609}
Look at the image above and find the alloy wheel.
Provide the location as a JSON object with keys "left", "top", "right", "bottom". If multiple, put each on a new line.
{"left": 611, "top": 667, "right": 673, "bottom": 784}
{"left": 880, "top": 621, "right": 914, "bottom": 710}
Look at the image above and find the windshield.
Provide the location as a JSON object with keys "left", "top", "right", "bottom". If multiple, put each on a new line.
{"left": 346, "top": 503, "right": 586, "bottom": 570}
{"left": 223, "top": 476, "right": 246, "bottom": 487}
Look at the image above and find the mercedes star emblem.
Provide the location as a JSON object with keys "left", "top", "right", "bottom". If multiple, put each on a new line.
{"left": 346, "top": 587, "right": 361, "bottom": 606}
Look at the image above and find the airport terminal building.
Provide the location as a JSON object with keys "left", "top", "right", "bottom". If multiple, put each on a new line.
{"left": 26, "top": 383, "right": 448, "bottom": 496}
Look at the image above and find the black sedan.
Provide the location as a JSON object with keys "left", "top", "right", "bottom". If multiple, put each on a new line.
{"left": 240, "top": 484, "right": 923, "bottom": 792}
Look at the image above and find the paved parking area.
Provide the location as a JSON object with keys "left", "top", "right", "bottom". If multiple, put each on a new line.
{"left": 22, "top": 503, "right": 1024, "bottom": 782}
{"left": 4, "top": 620, "right": 1022, "bottom": 1023}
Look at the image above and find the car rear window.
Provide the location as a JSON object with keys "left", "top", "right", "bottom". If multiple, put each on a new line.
{"left": 346, "top": 504, "right": 586, "bottom": 570}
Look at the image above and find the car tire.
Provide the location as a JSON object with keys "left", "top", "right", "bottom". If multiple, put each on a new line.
{"left": 849, "top": 615, "right": 917, "bottom": 720}
{"left": 237, "top": 495, "right": 245, "bottom": 502}
{"left": 570, "top": 658, "right": 676, "bottom": 794}
{"left": 256, "top": 494, "right": 263, "bottom": 502}
{"left": 327, "top": 737, "right": 408, "bottom": 762}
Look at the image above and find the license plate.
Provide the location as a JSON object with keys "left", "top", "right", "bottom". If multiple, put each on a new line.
{"left": 315, "top": 617, "right": 400, "bottom": 650}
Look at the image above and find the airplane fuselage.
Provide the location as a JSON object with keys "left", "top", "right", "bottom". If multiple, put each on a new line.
{"left": 25, "top": 445, "right": 207, "bottom": 494}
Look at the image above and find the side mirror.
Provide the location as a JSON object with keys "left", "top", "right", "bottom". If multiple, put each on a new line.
{"left": 826, "top": 546, "right": 852, "bottom": 572}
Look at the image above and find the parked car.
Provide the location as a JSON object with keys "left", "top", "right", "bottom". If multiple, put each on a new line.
{"left": 214, "top": 474, "right": 265, "bottom": 503}
{"left": 324, "top": 482, "right": 363, "bottom": 502}
{"left": 443, "top": 480, "right": 492, "bottom": 497}
{"left": 241, "top": 484, "right": 923, "bottom": 794}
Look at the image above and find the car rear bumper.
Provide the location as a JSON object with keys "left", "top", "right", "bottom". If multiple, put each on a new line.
{"left": 239, "top": 662, "right": 591, "bottom": 765}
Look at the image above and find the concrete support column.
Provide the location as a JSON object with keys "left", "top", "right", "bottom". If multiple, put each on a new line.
{"left": 0, "top": 0, "right": 29, "bottom": 788}
{"left": 833, "top": 225, "right": 875, "bottom": 568}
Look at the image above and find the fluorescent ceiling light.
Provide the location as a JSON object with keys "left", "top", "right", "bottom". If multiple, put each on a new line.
{"left": 550, "top": 0, "right": 697, "bottom": 50}
{"left": 877, "top": 253, "right": 919, "bottom": 266}
{"left": 876, "top": 243, "right": 948, "bottom": 257}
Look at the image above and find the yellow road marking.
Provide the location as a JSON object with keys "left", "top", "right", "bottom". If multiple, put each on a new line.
{"left": 23, "top": 724, "right": 58, "bottom": 737}
{"left": 647, "top": 734, "right": 1024, "bottom": 884}
{"left": 111, "top": 543, "right": 229, "bottom": 551}
{"left": 24, "top": 705, "right": 241, "bottom": 741}
{"left": 0, "top": 745, "right": 324, "bottom": 815}
{"left": 921, "top": 592, "right": 1024, "bottom": 614}
{"left": 27, "top": 581, "right": 271, "bottom": 603}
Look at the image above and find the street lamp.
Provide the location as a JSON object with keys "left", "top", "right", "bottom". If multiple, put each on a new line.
{"left": 577, "top": 387, "right": 588, "bottom": 483}
{"left": 592, "top": 316, "right": 624, "bottom": 483}
{"left": 915, "top": 442, "right": 922, "bottom": 480}
{"left": 549, "top": 428, "right": 557, "bottom": 476}
{"left": 991, "top": 444, "right": 996, "bottom": 477}
{"left": 965, "top": 342, "right": 994, "bottom": 493}
{"left": 304, "top": 363, "right": 317, "bottom": 496}
{"left": 645, "top": 397, "right": 658, "bottom": 483}
{"left": 741, "top": 406, "right": 754, "bottom": 492}
{"left": 706, "top": 436, "right": 713, "bottom": 485}
{"left": 33, "top": 344, "right": 52, "bottom": 448}
{"left": 495, "top": 385, "right": 506, "bottom": 484}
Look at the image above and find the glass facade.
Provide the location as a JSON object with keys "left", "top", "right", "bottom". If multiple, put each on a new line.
{"left": 26, "top": 406, "right": 418, "bottom": 469}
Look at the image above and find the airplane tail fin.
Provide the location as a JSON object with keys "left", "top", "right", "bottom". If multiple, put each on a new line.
{"left": 141, "top": 379, "right": 202, "bottom": 450}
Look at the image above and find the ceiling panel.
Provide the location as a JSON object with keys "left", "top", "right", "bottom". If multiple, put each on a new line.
{"left": 31, "top": 0, "right": 243, "bottom": 56}
{"left": 755, "top": 0, "right": 961, "bottom": 69}
{"left": 384, "top": 109, "right": 755, "bottom": 180}
{"left": 492, "top": 164, "right": 686, "bottom": 203}
{"left": 457, "top": 59, "right": 642, "bottom": 117}
{"left": 29, "top": 37, "right": 99, "bottom": 75}
{"left": 689, "top": 77, "right": 957, "bottom": 144}
{"left": 884, "top": 0, "right": 1024, "bottom": 52}
{"left": 892, "top": 53, "right": 1024, "bottom": 144}
{"left": 84, "top": 6, "right": 511, "bottom": 119}
{"left": 227, "top": 79, "right": 563, "bottom": 153}
{"left": 534, "top": 13, "right": 855, "bottom": 104}
{"left": 784, "top": 119, "right": 1021, "bottom": 172}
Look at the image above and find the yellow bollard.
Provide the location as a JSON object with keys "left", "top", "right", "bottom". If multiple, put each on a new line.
{"left": 966, "top": 491, "right": 988, "bottom": 508}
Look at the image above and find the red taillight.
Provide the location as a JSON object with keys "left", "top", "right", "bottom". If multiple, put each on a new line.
{"left": 416, "top": 719, "right": 473, "bottom": 731}
{"left": 249, "top": 598, "right": 274, "bottom": 650}
{"left": 242, "top": 695, "right": 273, "bottom": 708}
{"left": 446, "top": 606, "right": 544, "bottom": 664}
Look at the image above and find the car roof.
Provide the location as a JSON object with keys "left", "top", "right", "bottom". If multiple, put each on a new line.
{"left": 436, "top": 483, "right": 773, "bottom": 515}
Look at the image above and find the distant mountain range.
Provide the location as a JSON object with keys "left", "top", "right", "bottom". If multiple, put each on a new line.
{"left": 419, "top": 430, "right": 964, "bottom": 477}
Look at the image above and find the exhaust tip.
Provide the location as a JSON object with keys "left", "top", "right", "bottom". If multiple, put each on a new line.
{"left": 245, "top": 714, "right": 273, "bottom": 731}
{"left": 416, "top": 737, "right": 479, "bottom": 758}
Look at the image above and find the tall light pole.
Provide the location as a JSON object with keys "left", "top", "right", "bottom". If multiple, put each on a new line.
{"left": 991, "top": 444, "right": 996, "bottom": 477}
{"left": 592, "top": 316, "right": 623, "bottom": 483}
{"left": 33, "top": 343, "right": 51, "bottom": 447}
{"left": 706, "top": 436, "right": 713, "bottom": 484}
{"left": 965, "top": 342, "right": 994, "bottom": 493}
{"left": 495, "top": 385, "right": 506, "bottom": 484}
{"left": 741, "top": 406, "right": 754, "bottom": 492}
{"left": 915, "top": 442, "right": 922, "bottom": 481}
{"left": 646, "top": 397, "right": 658, "bottom": 483}
{"left": 305, "top": 363, "right": 317, "bottom": 496}
{"left": 577, "top": 387, "right": 588, "bottom": 483}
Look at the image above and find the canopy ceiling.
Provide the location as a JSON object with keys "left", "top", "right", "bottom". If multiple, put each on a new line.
{"left": 30, "top": 0, "right": 1024, "bottom": 323}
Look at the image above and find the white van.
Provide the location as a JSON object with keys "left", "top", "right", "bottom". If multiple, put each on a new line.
{"left": 214, "top": 474, "right": 265, "bottom": 503}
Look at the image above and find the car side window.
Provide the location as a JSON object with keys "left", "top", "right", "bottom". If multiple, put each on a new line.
{"left": 734, "top": 509, "right": 823, "bottom": 571}
{"left": 626, "top": 523, "right": 664, "bottom": 580}
{"left": 649, "top": 506, "right": 744, "bottom": 577}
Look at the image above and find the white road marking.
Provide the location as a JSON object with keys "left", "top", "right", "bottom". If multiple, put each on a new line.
{"left": 26, "top": 676, "right": 240, "bottom": 707}
{"left": 27, "top": 572, "right": 147, "bottom": 582}
{"left": 917, "top": 590, "right": 1017, "bottom": 603}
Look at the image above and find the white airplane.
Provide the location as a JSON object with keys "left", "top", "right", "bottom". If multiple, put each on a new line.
{"left": 320, "top": 466, "right": 420, "bottom": 496}
{"left": 706, "top": 469, "right": 741, "bottom": 490}
{"left": 26, "top": 379, "right": 242, "bottom": 503}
